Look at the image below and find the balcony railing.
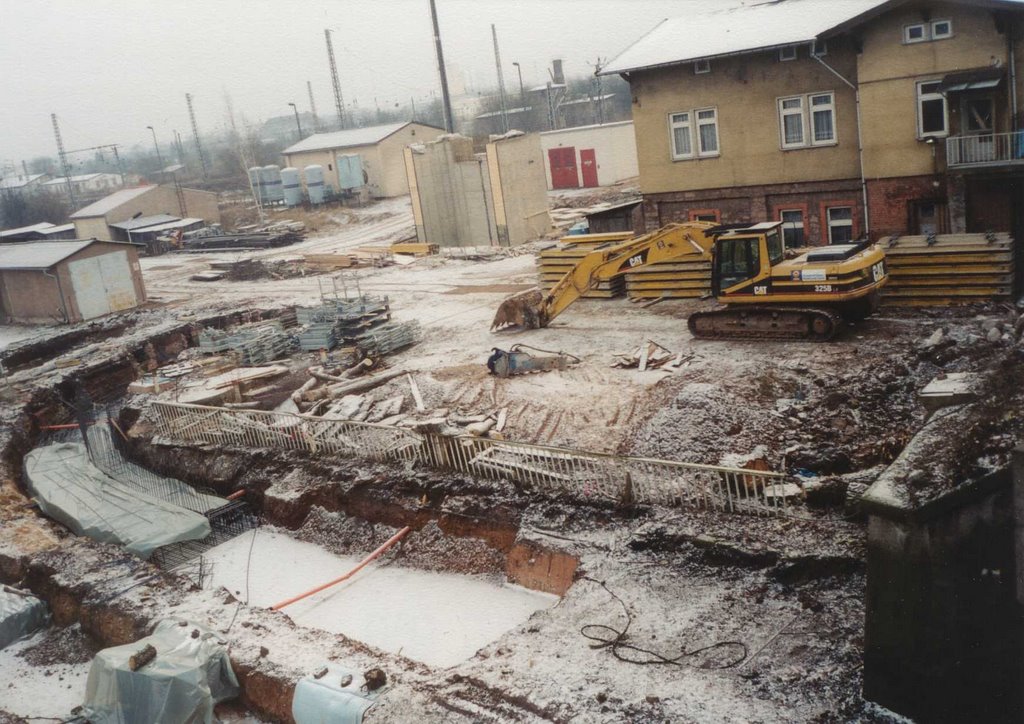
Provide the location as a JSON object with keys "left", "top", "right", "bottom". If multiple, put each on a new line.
{"left": 946, "top": 132, "right": 1024, "bottom": 168}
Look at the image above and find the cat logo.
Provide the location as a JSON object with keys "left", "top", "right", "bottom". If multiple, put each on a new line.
{"left": 754, "top": 285, "right": 768, "bottom": 295}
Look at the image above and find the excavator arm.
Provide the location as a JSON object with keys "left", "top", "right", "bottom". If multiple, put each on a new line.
{"left": 492, "top": 222, "right": 717, "bottom": 330}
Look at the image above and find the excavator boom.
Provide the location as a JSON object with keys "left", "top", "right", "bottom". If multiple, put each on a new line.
{"left": 491, "top": 223, "right": 717, "bottom": 330}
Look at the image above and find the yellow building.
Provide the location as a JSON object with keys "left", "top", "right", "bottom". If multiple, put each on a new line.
{"left": 601, "top": 0, "right": 1024, "bottom": 247}
{"left": 281, "top": 122, "right": 443, "bottom": 199}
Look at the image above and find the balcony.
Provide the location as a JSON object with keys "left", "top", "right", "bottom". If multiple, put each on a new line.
{"left": 946, "top": 132, "right": 1024, "bottom": 168}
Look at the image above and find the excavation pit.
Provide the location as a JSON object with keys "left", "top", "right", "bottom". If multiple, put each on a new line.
{"left": 199, "top": 529, "right": 559, "bottom": 668}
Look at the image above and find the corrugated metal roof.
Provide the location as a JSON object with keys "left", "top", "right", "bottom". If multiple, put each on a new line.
{"left": 0, "top": 223, "right": 56, "bottom": 239}
{"left": 282, "top": 122, "right": 437, "bottom": 155}
{"left": 0, "top": 240, "right": 105, "bottom": 270}
{"left": 109, "top": 214, "right": 180, "bottom": 231}
{"left": 69, "top": 185, "right": 157, "bottom": 219}
{"left": 600, "top": 0, "right": 887, "bottom": 75}
{"left": 127, "top": 218, "right": 203, "bottom": 234}
{"left": 38, "top": 223, "right": 76, "bottom": 236}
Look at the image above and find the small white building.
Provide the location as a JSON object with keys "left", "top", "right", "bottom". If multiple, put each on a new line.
{"left": 539, "top": 121, "right": 639, "bottom": 190}
{"left": 42, "top": 173, "right": 123, "bottom": 195}
{"left": 281, "top": 122, "right": 444, "bottom": 198}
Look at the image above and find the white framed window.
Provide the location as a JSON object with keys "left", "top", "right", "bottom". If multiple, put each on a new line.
{"left": 812, "top": 40, "right": 828, "bottom": 57}
{"left": 669, "top": 108, "right": 720, "bottom": 160}
{"left": 779, "top": 97, "right": 806, "bottom": 147}
{"left": 779, "top": 46, "right": 797, "bottom": 62}
{"left": 778, "top": 92, "right": 836, "bottom": 148}
{"left": 779, "top": 209, "right": 805, "bottom": 247}
{"left": 917, "top": 80, "right": 948, "bottom": 137}
{"left": 669, "top": 112, "right": 693, "bottom": 159}
{"left": 694, "top": 59, "right": 710, "bottom": 74}
{"left": 827, "top": 207, "right": 854, "bottom": 244}
{"left": 931, "top": 19, "right": 952, "bottom": 39}
{"left": 696, "top": 108, "right": 719, "bottom": 156}
{"left": 810, "top": 93, "right": 836, "bottom": 144}
{"left": 904, "top": 23, "right": 927, "bottom": 43}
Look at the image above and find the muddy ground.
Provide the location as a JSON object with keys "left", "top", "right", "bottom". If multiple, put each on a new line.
{"left": 0, "top": 190, "right": 1021, "bottom": 721}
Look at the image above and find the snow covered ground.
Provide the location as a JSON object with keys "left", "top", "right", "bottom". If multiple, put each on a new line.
{"left": 200, "top": 529, "right": 557, "bottom": 668}
{"left": 0, "top": 629, "right": 91, "bottom": 720}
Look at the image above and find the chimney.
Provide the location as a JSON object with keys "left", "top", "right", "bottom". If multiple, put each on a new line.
{"left": 552, "top": 59, "right": 565, "bottom": 85}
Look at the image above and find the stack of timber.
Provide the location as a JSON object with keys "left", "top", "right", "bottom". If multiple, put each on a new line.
{"left": 879, "top": 232, "right": 1015, "bottom": 305}
{"left": 182, "top": 230, "right": 304, "bottom": 252}
{"left": 538, "top": 232, "right": 634, "bottom": 299}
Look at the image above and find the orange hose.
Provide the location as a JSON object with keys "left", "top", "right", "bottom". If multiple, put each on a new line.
{"left": 270, "top": 526, "right": 412, "bottom": 611}
{"left": 226, "top": 489, "right": 247, "bottom": 500}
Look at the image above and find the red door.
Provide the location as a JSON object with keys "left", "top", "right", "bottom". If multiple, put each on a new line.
{"left": 548, "top": 147, "right": 579, "bottom": 189}
{"left": 580, "top": 148, "right": 598, "bottom": 188}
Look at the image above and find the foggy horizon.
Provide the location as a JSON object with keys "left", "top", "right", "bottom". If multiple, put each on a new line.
{"left": 0, "top": 0, "right": 737, "bottom": 164}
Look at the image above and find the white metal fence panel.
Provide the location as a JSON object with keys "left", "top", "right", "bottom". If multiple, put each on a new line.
{"left": 150, "top": 401, "right": 800, "bottom": 517}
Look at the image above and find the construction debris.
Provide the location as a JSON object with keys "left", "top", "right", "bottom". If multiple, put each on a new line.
{"left": 197, "top": 321, "right": 295, "bottom": 365}
{"left": 612, "top": 340, "right": 677, "bottom": 370}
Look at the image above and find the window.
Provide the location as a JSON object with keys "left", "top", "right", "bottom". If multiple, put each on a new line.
{"left": 904, "top": 20, "right": 952, "bottom": 43}
{"left": 689, "top": 209, "right": 720, "bottom": 222}
{"left": 670, "top": 108, "right": 720, "bottom": 160}
{"left": 812, "top": 40, "right": 828, "bottom": 57}
{"left": 904, "top": 23, "right": 927, "bottom": 43}
{"left": 779, "top": 46, "right": 797, "bottom": 62}
{"left": 778, "top": 92, "right": 835, "bottom": 148}
{"left": 694, "top": 59, "right": 710, "bottom": 74}
{"left": 827, "top": 207, "right": 853, "bottom": 244}
{"left": 779, "top": 209, "right": 805, "bottom": 247}
{"left": 810, "top": 93, "right": 836, "bottom": 144}
{"left": 917, "top": 81, "right": 948, "bottom": 137}
{"left": 696, "top": 109, "right": 719, "bottom": 156}
{"left": 780, "top": 97, "right": 805, "bottom": 147}
{"left": 766, "top": 229, "right": 784, "bottom": 265}
{"left": 669, "top": 112, "right": 693, "bottom": 159}
{"left": 931, "top": 20, "right": 952, "bottom": 39}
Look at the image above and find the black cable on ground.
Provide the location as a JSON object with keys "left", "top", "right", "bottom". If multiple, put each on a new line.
{"left": 579, "top": 577, "right": 747, "bottom": 669}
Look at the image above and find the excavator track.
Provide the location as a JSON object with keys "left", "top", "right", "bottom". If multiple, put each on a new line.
{"left": 687, "top": 306, "right": 844, "bottom": 342}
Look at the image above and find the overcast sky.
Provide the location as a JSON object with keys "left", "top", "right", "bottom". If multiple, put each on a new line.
{"left": 0, "top": 0, "right": 741, "bottom": 166}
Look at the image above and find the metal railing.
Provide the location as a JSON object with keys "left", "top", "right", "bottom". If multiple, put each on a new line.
{"left": 946, "top": 132, "right": 1024, "bottom": 167}
{"left": 150, "top": 401, "right": 802, "bottom": 518}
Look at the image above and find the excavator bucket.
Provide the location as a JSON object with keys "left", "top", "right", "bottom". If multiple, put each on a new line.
{"left": 491, "top": 288, "right": 546, "bottom": 330}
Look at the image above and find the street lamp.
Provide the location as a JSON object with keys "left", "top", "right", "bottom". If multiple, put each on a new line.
{"left": 512, "top": 61, "right": 525, "bottom": 105}
{"left": 288, "top": 103, "right": 304, "bottom": 141}
{"left": 146, "top": 126, "right": 165, "bottom": 180}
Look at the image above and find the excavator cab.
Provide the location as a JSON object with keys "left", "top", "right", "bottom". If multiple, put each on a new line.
{"left": 711, "top": 223, "right": 785, "bottom": 296}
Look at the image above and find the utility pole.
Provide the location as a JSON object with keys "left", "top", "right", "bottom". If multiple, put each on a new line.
{"left": 512, "top": 61, "right": 525, "bottom": 105}
{"left": 492, "top": 25, "right": 509, "bottom": 134}
{"left": 325, "top": 29, "right": 347, "bottom": 130}
{"left": 185, "top": 93, "right": 209, "bottom": 180}
{"left": 590, "top": 58, "right": 606, "bottom": 125}
{"left": 288, "top": 103, "right": 304, "bottom": 141}
{"left": 50, "top": 113, "right": 77, "bottom": 210}
{"left": 428, "top": 0, "right": 454, "bottom": 133}
{"left": 307, "top": 80, "right": 321, "bottom": 132}
{"left": 146, "top": 125, "right": 165, "bottom": 181}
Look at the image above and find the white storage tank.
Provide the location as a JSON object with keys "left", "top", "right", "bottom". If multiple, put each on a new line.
{"left": 262, "top": 165, "right": 284, "bottom": 203}
{"left": 304, "top": 164, "right": 325, "bottom": 204}
{"left": 248, "top": 166, "right": 265, "bottom": 204}
{"left": 281, "top": 167, "right": 302, "bottom": 207}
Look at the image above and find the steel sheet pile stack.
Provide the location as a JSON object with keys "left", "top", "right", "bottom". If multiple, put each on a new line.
{"left": 538, "top": 234, "right": 628, "bottom": 299}
{"left": 182, "top": 228, "right": 305, "bottom": 252}
{"left": 295, "top": 295, "right": 401, "bottom": 351}
{"left": 197, "top": 321, "right": 295, "bottom": 364}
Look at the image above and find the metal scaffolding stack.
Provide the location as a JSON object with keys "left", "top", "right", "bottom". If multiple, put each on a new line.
{"left": 295, "top": 295, "right": 393, "bottom": 351}
{"left": 355, "top": 320, "right": 421, "bottom": 356}
{"left": 197, "top": 321, "right": 295, "bottom": 363}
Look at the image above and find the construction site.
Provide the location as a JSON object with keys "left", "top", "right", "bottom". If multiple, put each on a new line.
{"left": 0, "top": 176, "right": 1020, "bottom": 723}
{"left": 5, "top": 0, "right": 1024, "bottom": 722}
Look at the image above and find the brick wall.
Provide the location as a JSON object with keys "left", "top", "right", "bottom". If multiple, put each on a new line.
{"left": 643, "top": 178, "right": 863, "bottom": 245}
{"left": 865, "top": 175, "right": 943, "bottom": 239}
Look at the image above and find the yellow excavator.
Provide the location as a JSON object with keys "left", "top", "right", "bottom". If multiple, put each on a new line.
{"left": 492, "top": 221, "right": 888, "bottom": 341}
